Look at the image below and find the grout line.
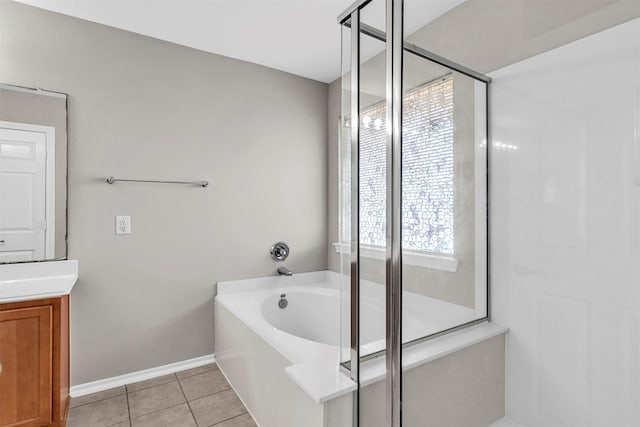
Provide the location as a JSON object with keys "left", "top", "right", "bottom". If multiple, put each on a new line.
{"left": 175, "top": 372, "right": 199, "bottom": 426}
{"left": 71, "top": 356, "right": 216, "bottom": 398}
{"left": 125, "top": 385, "right": 132, "bottom": 424}
{"left": 176, "top": 364, "right": 218, "bottom": 381}
{"left": 69, "top": 370, "right": 228, "bottom": 427}
{"left": 126, "top": 374, "right": 178, "bottom": 395}
{"left": 208, "top": 410, "right": 249, "bottom": 427}
{"left": 184, "top": 386, "right": 239, "bottom": 427}
{"left": 186, "top": 386, "right": 232, "bottom": 405}
{"left": 68, "top": 388, "right": 127, "bottom": 410}
{"left": 214, "top": 363, "right": 260, "bottom": 427}
{"left": 70, "top": 367, "right": 228, "bottom": 427}
{"left": 175, "top": 374, "right": 189, "bottom": 402}
{"left": 128, "top": 402, "right": 187, "bottom": 423}
{"left": 70, "top": 369, "right": 182, "bottom": 411}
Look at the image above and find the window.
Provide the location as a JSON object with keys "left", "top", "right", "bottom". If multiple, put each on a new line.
{"left": 342, "top": 75, "right": 455, "bottom": 255}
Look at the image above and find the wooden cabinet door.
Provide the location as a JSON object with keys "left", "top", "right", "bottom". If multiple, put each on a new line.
{"left": 0, "top": 305, "right": 52, "bottom": 427}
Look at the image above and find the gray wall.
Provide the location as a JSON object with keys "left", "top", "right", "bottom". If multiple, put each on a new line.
{"left": 0, "top": 1, "right": 328, "bottom": 385}
{"left": 0, "top": 87, "right": 68, "bottom": 259}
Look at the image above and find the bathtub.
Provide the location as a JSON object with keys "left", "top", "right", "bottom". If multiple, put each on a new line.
{"left": 214, "top": 271, "right": 507, "bottom": 427}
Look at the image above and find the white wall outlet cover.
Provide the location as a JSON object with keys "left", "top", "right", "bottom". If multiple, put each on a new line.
{"left": 115, "top": 215, "right": 131, "bottom": 235}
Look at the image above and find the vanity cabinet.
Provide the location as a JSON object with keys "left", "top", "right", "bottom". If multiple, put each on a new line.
{"left": 0, "top": 296, "right": 70, "bottom": 427}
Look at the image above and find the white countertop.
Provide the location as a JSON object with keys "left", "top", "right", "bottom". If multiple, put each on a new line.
{"left": 0, "top": 260, "right": 78, "bottom": 304}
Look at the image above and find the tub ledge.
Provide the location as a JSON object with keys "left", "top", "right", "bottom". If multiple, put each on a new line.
{"left": 286, "top": 361, "right": 357, "bottom": 404}
{"left": 286, "top": 321, "right": 509, "bottom": 403}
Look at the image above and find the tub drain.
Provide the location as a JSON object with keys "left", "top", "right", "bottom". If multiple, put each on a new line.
{"left": 278, "top": 294, "right": 288, "bottom": 309}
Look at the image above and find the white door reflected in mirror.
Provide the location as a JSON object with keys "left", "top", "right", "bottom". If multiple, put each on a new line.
{"left": 0, "top": 122, "right": 54, "bottom": 263}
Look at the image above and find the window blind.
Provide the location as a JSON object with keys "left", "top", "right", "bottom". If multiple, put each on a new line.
{"left": 342, "top": 75, "right": 454, "bottom": 255}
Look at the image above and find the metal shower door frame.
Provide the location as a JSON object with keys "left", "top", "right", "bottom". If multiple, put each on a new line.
{"left": 338, "top": 1, "right": 492, "bottom": 425}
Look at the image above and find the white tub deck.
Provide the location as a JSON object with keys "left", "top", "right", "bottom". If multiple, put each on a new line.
{"left": 216, "top": 271, "right": 507, "bottom": 404}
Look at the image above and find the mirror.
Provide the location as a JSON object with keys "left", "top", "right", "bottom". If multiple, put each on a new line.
{"left": 0, "top": 83, "right": 68, "bottom": 263}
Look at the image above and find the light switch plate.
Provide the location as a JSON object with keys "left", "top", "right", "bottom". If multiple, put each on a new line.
{"left": 115, "top": 215, "right": 131, "bottom": 235}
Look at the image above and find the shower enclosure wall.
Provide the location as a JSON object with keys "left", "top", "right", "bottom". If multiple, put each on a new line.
{"left": 337, "top": 0, "right": 498, "bottom": 426}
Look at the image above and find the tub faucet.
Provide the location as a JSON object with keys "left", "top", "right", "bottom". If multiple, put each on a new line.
{"left": 277, "top": 267, "right": 293, "bottom": 276}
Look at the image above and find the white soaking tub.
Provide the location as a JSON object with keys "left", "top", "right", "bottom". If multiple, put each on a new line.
{"left": 214, "top": 271, "right": 507, "bottom": 427}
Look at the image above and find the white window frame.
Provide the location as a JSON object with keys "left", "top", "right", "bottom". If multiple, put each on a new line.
{"left": 332, "top": 242, "right": 459, "bottom": 272}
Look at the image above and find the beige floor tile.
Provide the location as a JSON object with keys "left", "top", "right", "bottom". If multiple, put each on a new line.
{"left": 190, "top": 390, "right": 247, "bottom": 427}
{"left": 213, "top": 413, "right": 257, "bottom": 427}
{"left": 67, "top": 395, "right": 129, "bottom": 427}
{"left": 70, "top": 386, "right": 126, "bottom": 408}
{"left": 128, "top": 381, "right": 186, "bottom": 418}
{"left": 127, "top": 374, "right": 177, "bottom": 393}
{"left": 176, "top": 363, "right": 217, "bottom": 379}
{"left": 130, "top": 403, "right": 196, "bottom": 427}
{"left": 107, "top": 422, "right": 131, "bottom": 427}
{"left": 179, "top": 370, "right": 230, "bottom": 401}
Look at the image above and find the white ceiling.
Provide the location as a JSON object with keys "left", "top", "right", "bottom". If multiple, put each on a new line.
{"left": 15, "top": 0, "right": 465, "bottom": 83}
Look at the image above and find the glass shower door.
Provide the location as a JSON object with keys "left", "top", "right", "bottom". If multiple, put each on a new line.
{"left": 400, "top": 2, "right": 489, "bottom": 423}
{"left": 400, "top": 7, "right": 489, "bottom": 347}
{"left": 338, "top": 1, "right": 490, "bottom": 426}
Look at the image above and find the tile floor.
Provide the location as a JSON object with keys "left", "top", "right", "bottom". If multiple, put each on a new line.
{"left": 67, "top": 363, "right": 257, "bottom": 427}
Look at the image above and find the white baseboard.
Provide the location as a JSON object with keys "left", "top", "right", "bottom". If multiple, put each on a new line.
{"left": 70, "top": 354, "right": 216, "bottom": 397}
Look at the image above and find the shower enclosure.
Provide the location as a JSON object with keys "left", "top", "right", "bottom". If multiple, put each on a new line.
{"left": 338, "top": 0, "right": 491, "bottom": 425}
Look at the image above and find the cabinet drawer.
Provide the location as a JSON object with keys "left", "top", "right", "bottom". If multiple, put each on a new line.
{"left": 0, "top": 305, "right": 53, "bottom": 427}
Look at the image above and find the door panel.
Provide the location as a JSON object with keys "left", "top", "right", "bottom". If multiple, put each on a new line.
{"left": 0, "top": 305, "right": 53, "bottom": 427}
{"left": 0, "top": 127, "right": 46, "bottom": 263}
